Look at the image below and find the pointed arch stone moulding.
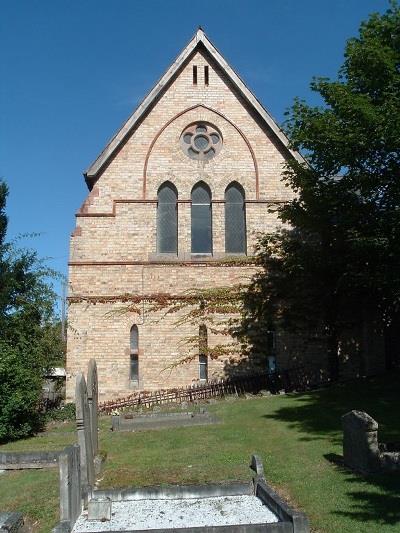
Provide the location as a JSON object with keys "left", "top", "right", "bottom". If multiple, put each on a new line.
{"left": 143, "top": 104, "right": 259, "bottom": 200}
{"left": 84, "top": 28, "right": 305, "bottom": 188}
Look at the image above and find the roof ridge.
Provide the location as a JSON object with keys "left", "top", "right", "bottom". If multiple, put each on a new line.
{"left": 84, "top": 29, "right": 304, "bottom": 189}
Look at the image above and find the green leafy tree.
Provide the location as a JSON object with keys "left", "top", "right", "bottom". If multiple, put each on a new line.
{"left": 0, "top": 181, "right": 62, "bottom": 441}
{"left": 242, "top": 2, "right": 400, "bottom": 379}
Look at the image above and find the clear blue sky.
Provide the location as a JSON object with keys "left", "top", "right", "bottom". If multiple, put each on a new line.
{"left": 0, "top": 0, "right": 390, "bottom": 308}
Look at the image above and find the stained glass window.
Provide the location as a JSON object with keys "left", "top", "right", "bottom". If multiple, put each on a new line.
{"left": 191, "top": 182, "right": 212, "bottom": 254}
{"left": 199, "top": 325, "right": 208, "bottom": 381}
{"left": 225, "top": 182, "right": 246, "bottom": 254}
{"left": 130, "top": 325, "right": 139, "bottom": 382}
{"left": 157, "top": 182, "right": 178, "bottom": 254}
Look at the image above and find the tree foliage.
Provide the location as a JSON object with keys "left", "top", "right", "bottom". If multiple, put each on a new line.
{"left": 242, "top": 2, "right": 400, "bottom": 378}
{"left": 0, "top": 181, "right": 62, "bottom": 441}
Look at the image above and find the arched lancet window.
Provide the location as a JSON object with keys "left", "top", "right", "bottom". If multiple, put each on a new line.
{"left": 157, "top": 182, "right": 178, "bottom": 254}
{"left": 191, "top": 182, "right": 212, "bottom": 254}
{"left": 225, "top": 182, "right": 246, "bottom": 254}
{"left": 199, "top": 324, "right": 208, "bottom": 381}
{"left": 130, "top": 325, "right": 139, "bottom": 382}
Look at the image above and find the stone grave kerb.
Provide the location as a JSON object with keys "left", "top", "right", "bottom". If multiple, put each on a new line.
{"left": 87, "top": 359, "right": 99, "bottom": 456}
{"left": 75, "top": 372, "right": 95, "bottom": 492}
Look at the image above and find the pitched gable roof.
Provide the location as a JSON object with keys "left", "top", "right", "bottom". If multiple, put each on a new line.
{"left": 84, "top": 28, "right": 304, "bottom": 189}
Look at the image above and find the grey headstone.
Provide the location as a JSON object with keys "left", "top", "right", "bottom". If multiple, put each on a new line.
{"left": 87, "top": 359, "right": 99, "bottom": 456}
{"left": 111, "top": 415, "right": 120, "bottom": 431}
{"left": 59, "top": 444, "right": 81, "bottom": 527}
{"left": 342, "top": 410, "right": 380, "bottom": 473}
{"left": 75, "top": 373, "right": 95, "bottom": 490}
{"left": 87, "top": 497, "right": 112, "bottom": 521}
{"left": 250, "top": 454, "right": 265, "bottom": 477}
{"left": 0, "top": 512, "right": 25, "bottom": 532}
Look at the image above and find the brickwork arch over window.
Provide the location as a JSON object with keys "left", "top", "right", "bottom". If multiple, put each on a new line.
{"left": 191, "top": 181, "right": 212, "bottom": 254}
{"left": 199, "top": 324, "right": 208, "bottom": 381}
{"left": 130, "top": 325, "right": 139, "bottom": 382}
{"left": 225, "top": 182, "right": 246, "bottom": 254}
{"left": 157, "top": 182, "right": 178, "bottom": 254}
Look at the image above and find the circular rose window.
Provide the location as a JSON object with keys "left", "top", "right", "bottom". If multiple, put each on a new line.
{"left": 180, "top": 123, "right": 222, "bottom": 161}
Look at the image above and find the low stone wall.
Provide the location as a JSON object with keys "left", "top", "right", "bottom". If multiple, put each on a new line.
{"left": 0, "top": 451, "right": 60, "bottom": 470}
{"left": 342, "top": 410, "right": 400, "bottom": 474}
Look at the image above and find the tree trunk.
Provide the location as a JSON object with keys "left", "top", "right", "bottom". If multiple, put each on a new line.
{"left": 327, "top": 331, "right": 339, "bottom": 382}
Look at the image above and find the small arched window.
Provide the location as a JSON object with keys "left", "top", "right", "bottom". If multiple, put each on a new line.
{"left": 225, "top": 182, "right": 246, "bottom": 254}
{"left": 157, "top": 182, "right": 178, "bottom": 254}
{"left": 130, "top": 325, "right": 139, "bottom": 382}
{"left": 199, "top": 324, "right": 208, "bottom": 381}
{"left": 191, "top": 182, "right": 212, "bottom": 254}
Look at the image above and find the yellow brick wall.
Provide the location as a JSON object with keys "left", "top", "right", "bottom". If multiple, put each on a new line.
{"left": 66, "top": 48, "right": 294, "bottom": 401}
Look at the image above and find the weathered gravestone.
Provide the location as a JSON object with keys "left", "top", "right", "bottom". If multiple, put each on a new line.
{"left": 75, "top": 373, "right": 95, "bottom": 490}
{"left": 59, "top": 445, "right": 81, "bottom": 528}
{"left": 342, "top": 410, "right": 380, "bottom": 474}
{"left": 87, "top": 359, "right": 98, "bottom": 456}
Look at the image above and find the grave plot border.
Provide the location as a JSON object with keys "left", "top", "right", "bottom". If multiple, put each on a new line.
{"left": 0, "top": 451, "right": 60, "bottom": 470}
{"left": 70, "top": 455, "right": 309, "bottom": 533}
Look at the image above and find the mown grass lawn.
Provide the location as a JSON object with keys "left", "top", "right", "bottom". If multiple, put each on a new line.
{"left": 1, "top": 373, "right": 399, "bottom": 533}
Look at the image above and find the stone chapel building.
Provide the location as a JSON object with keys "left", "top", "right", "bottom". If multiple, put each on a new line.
{"left": 66, "top": 29, "right": 305, "bottom": 401}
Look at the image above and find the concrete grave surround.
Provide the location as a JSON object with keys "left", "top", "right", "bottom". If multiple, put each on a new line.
{"left": 0, "top": 450, "right": 60, "bottom": 470}
{"left": 69, "top": 455, "right": 309, "bottom": 533}
{"left": 111, "top": 409, "right": 217, "bottom": 431}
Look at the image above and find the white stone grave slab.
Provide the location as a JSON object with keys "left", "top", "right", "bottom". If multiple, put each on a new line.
{"left": 72, "top": 495, "right": 278, "bottom": 531}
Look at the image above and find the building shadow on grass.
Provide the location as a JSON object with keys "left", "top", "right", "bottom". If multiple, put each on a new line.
{"left": 262, "top": 372, "right": 400, "bottom": 444}
{"left": 261, "top": 373, "right": 400, "bottom": 527}
{"left": 324, "top": 454, "right": 400, "bottom": 526}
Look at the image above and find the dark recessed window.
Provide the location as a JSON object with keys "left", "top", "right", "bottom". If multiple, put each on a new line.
{"left": 191, "top": 182, "right": 212, "bottom": 254}
{"left": 130, "top": 325, "right": 139, "bottom": 382}
{"left": 199, "top": 324, "right": 208, "bottom": 381}
{"left": 204, "top": 65, "right": 209, "bottom": 86}
{"left": 225, "top": 182, "right": 246, "bottom": 254}
{"left": 193, "top": 65, "right": 198, "bottom": 85}
{"left": 157, "top": 182, "right": 178, "bottom": 254}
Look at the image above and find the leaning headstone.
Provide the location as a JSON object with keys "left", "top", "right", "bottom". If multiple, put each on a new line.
{"left": 87, "top": 359, "right": 99, "bottom": 456}
{"left": 250, "top": 454, "right": 265, "bottom": 478}
{"left": 342, "top": 410, "right": 380, "bottom": 474}
{"left": 75, "top": 373, "right": 95, "bottom": 490}
{"left": 59, "top": 445, "right": 81, "bottom": 528}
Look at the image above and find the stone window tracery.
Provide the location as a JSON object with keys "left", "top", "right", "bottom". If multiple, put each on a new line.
{"left": 180, "top": 123, "right": 222, "bottom": 161}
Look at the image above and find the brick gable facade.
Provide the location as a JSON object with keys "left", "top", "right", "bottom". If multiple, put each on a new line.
{"left": 66, "top": 31, "right": 302, "bottom": 401}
